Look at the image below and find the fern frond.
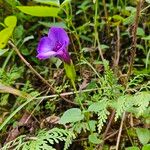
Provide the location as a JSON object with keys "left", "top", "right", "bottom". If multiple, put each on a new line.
{"left": 88, "top": 99, "right": 110, "bottom": 133}
{"left": 64, "top": 131, "right": 76, "bottom": 150}
{"left": 98, "top": 107, "right": 110, "bottom": 133}
{"left": 114, "top": 92, "right": 150, "bottom": 120}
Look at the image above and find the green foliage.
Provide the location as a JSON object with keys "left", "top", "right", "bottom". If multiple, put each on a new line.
{"left": 0, "top": 15, "right": 17, "bottom": 48}
{"left": 113, "top": 92, "right": 150, "bottom": 121}
{"left": 136, "top": 128, "right": 150, "bottom": 145}
{"left": 17, "top": 6, "right": 60, "bottom": 17}
{"left": 1, "top": 128, "right": 75, "bottom": 150}
{"left": 64, "top": 61, "right": 76, "bottom": 82}
{"left": 59, "top": 108, "right": 84, "bottom": 125}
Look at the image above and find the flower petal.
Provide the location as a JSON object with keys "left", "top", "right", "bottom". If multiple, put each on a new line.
{"left": 37, "top": 37, "right": 54, "bottom": 53}
{"left": 36, "top": 51, "right": 56, "bottom": 60}
{"left": 48, "top": 27, "right": 69, "bottom": 46}
{"left": 56, "top": 49, "right": 71, "bottom": 64}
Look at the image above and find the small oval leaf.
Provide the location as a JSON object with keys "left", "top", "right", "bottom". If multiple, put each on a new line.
{"left": 59, "top": 108, "right": 84, "bottom": 125}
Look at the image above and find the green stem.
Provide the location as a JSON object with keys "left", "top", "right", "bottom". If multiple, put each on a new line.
{"left": 71, "top": 79, "right": 84, "bottom": 110}
{"left": 1, "top": 50, "right": 13, "bottom": 74}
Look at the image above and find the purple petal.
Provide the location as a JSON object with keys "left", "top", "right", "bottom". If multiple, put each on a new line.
{"left": 36, "top": 51, "right": 57, "bottom": 60}
{"left": 48, "top": 27, "right": 69, "bottom": 46}
{"left": 56, "top": 49, "right": 71, "bottom": 64}
{"left": 37, "top": 37, "right": 54, "bottom": 53}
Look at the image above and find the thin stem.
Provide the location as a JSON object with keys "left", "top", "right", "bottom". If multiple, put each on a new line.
{"left": 1, "top": 50, "right": 13, "bottom": 74}
{"left": 127, "top": 0, "right": 143, "bottom": 80}
{"left": 94, "top": 0, "right": 104, "bottom": 61}
{"left": 71, "top": 79, "right": 84, "bottom": 110}
{"left": 116, "top": 112, "right": 126, "bottom": 150}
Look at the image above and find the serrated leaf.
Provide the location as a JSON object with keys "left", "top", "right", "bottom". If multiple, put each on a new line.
{"left": 59, "top": 108, "right": 84, "bottom": 124}
{"left": 136, "top": 128, "right": 150, "bottom": 145}
{"left": 137, "top": 27, "right": 145, "bottom": 36}
{"left": 123, "top": 13, "right": 135, "bottom": 25}
{"left": 88, "top": 100, "right": 106, "bottom": 112}
{"left": 88, "top": 133, "right": 101, "bottom": 144}
{"left": 17, "top": 6, "right": 60, "bottom": 17}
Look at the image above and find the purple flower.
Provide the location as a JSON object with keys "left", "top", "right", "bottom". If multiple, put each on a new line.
{"left": 37, "top": 27, "right": 71, "bottom": 64}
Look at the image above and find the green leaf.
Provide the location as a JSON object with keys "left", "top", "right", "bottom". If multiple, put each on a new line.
{"left": 137, "top": 27, "right": 145, "bottom": 36}
{"left": 136, "top": 128, "right": 150, "bottom": 145}
{"left": 123, "top": 13, "right": 135, "bottom": 25}
{"left": 4, "top": 16, "right": 17, "bottom": 27}
{"left": 142, "top": 35, "right": 150, "bottom": 40}
{"left": 17, "top": 6, "right": 60, "bottom": 17}
{"left": 0, "top": 49, "right": 9, "bottom": 56}
{"left": 0, "top": 16, "right": 17, "bottom": 49}
{"left": 142, "top": 144, "right": 150, "bottom": 150}
{"left": 88, "top": 100, "right": 106, "bottom": 112}
{"left": 64, "top": 61, "right": 76, "bottom": 81}
{"left": 33, "top": 0, "right": 60, "bottom": 6}
{"left": 59, "top": 108, "right": 84, "bottom": 124}
{"left": 125, "top": 147, "right": 140, "bottom": 150}
{"left": 0, "top": 28, "right": 13, "bottom": 49}
{"left": 88, "top": 133, "right": 101, "bottom": 144}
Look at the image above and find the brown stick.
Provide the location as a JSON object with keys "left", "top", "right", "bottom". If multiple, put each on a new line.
{"left": 116, "top": 112, "right": 126, "bottom": 150}
{"left": 127, "top": 0, "right": 143, "bottom": 80}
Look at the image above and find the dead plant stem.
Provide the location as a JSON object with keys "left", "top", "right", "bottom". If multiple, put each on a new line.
{"left": 116, "top": 112, "right": 126, "bottom": 150}
{"left": 127, "top": 0, "right": 143, "bottom": 80}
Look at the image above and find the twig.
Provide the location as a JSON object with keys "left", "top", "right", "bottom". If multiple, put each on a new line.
{"left": 113, "top": 25, "right": 120, "bottom": 75}
{"left": 116, "top": 112, "right": 126, "bottom": 150}
{"left": 8, "top": 40, "right": 55, "bottom": 93}
{"left": 127, "top": 0, "right": 143, "bottom": 80}
{"left": 36, "top": 88, "right": 100, "bottom": 100}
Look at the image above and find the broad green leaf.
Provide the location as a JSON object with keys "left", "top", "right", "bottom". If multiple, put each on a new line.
{"left": 4, "top": 16, "right": 17, "bottom": 27}
{"left": 0, "top": 16, "right": 17, "bottom": 49}
{"left": 136, "top": 128, "right": 150, "bottom": 145}
{"left": 88, "top": 133, "right": 101, "bottom": 144}
{"left": 0, "top": 28, "right": 13, "bottom": 49}
{"left": 17, "top": 6, "right": 60, "bottom": 17}
{"left": 59, "top": 108, "right": 84, "bottom": 124}
{"left": 125, "top": 147, "right": 140, "bottom": 150}
{"left": 142, "top": 144, "right": 150, "bottom": 150}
